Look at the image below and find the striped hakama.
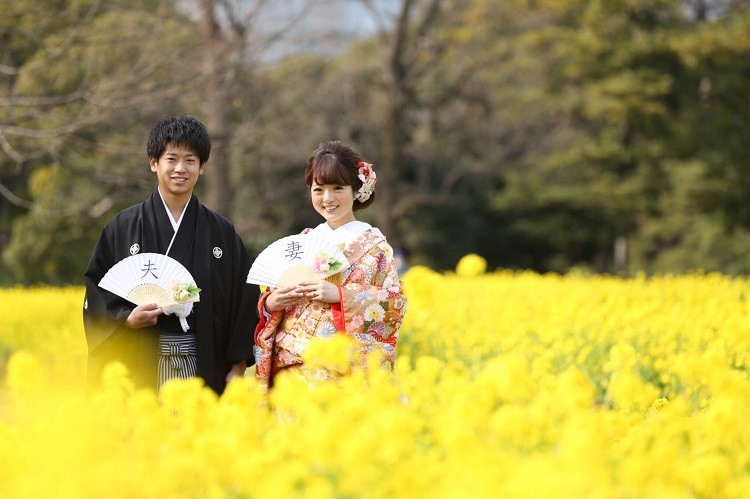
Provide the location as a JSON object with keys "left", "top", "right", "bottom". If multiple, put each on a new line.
{"left": 157, "top": 333, "right": 198, "bottom": 390}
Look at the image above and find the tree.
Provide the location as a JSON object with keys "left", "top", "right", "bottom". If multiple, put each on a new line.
{"left": 1, "top": 0, "right": 372, "bottom": 282}
{"left": 472, "top": 0, "right": 697, "bottom": 272}
{"left": 6, "top": 0, "right": 750, "bottom": 282}
{"left": 190, "top": 0, "right": 327, "bottom": 216}
{"left": 631, "top": 0, "right": 750, "bottom": 273}
{"left": 0, "top": 0, "right": 202, "bottom": 283}
{"left": 351, "top": 0, "right": 453, "bottom": 248}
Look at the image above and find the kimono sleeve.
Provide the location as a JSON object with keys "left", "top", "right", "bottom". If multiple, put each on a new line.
{"left": 332, "top": 245, "right": 407, "bottom": 361}
{"left": 83, "top": 223, "right": 133, "bottom": 353}
{"left": 223, "top": 231, "right": 262, "bottom": 366}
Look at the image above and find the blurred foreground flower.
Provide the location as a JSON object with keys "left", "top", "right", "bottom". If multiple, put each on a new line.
{"left": 6, "top": 350, "right": 44, "bottom": 399}
{"left": 455, "top": 253, "right": 488, "bottom": 277}
{"left": 4, "top": 275, "right": 750, "bottom": 498}
{"left": 302, "top": 334, "right": 357, "bottom": 373}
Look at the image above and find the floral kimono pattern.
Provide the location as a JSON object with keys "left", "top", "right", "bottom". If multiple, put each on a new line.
{"left": 253, "top": 228, "right": 406, "bottom": 387}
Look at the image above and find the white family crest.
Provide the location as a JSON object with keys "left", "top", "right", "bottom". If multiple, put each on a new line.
{"left": 130, "top": 243, "right": 141, "bottom": 255}
{"left": 213, "top": 247, "right": 223, "bottom": 259}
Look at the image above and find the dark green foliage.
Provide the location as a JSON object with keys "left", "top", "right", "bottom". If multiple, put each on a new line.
{"left": 4, "top": 0, "right": 750, "bottom": 283}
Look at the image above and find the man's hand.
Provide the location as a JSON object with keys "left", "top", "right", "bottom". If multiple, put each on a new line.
{"left": 124, "top": 303, "right": 163, "bottom": 328}
{"left": 226, "top": 361, "right": 247, "bottom": 383}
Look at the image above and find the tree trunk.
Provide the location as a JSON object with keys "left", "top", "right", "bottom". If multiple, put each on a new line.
{"left": 378, "top": 95, "right": 405, "bottom": 246}
{"left": 199, "top": 0, "right": 233, "bottom": 216}
{"left": 203, "top": 73, "right": 232, "bottom": 216}
{"left": 376, "top": 0, "right": 416, "bottom": 247}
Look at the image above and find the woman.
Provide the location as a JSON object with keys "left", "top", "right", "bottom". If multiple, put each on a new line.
{"left": 253, "top": 140, "right": 407, "bottom": 387}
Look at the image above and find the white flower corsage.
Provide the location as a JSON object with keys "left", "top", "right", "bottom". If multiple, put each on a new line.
{"left": 171, "top": 281, "right": 201, "bottom": 303}
{"left": 164, "top": 280, "right": 201, "bottom": 332}
{"left": 312, "top": 251, "right": 344, "bottom": 275}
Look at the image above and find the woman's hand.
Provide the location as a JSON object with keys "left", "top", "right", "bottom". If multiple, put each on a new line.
{"left": 265, "top": 286, "right": 305, "bottom": 312}
{"left": 295, "top": 280, "right": 340, "bottom": 304}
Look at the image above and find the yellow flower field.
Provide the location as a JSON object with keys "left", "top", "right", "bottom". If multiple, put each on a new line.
{"left": 2, "top": 263, "right": 750, "bottom": 498}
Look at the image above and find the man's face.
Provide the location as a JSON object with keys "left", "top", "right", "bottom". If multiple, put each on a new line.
{"left": 150, "top": 142, "right": 203, "bottom": 199}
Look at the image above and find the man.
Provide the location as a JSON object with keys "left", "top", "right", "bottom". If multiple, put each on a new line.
{"left": 83, "top": 115, "right": 259, "bottom": 394}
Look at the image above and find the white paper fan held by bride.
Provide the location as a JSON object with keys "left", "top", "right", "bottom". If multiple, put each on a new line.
{"left": 98, "top": 253, "right": 201, "bottom": 332}
{"left": 247, "top": 233, "right": 350, "bottom": 288}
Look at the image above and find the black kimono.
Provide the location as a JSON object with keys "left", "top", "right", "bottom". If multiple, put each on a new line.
{"left": 83, "top": 190, "right": 259, "bottom": 394}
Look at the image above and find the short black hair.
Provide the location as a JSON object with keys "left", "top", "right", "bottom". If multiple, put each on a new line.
{"left": 147, "top": 116, "right": 211, "bottom": 165}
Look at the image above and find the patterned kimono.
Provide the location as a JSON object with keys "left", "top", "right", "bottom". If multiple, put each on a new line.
{"left": 253, "top": 222, "right": 407, "bottom": 386}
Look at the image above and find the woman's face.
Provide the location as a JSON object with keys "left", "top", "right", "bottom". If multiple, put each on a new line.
{"left": 311, "top": 181, "right": 356, "bottom": 229}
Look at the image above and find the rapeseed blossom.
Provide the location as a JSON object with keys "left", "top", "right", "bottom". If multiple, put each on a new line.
{"left": 2, "top": 268, "right": 750, "bottom": 497}
{"left": 454, "top": 252, "right": 488, "bottom": 277}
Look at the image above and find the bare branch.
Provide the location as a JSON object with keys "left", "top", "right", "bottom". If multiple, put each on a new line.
{"left": 0, "top": 129, "right": 26, "bottom": 163}
{"left": 0, "top": 90, "right": 90, "bottom": 107}
{"left": 415, "top": 0, "right": 441, "bottom": 40}
{"left": 0, "top": 181, "right": 33, "bottom": 209}
{"left": 88, "top": 195, "right": 115, "bottom": 218}
{"left": 391, "top": 0, "right": 416, "bottom": 79}
{"left": 0, "top": 120, "right": 93, "bottom": 139}
{"left": 357, "top": 0, "right": 399, "bottom": 36}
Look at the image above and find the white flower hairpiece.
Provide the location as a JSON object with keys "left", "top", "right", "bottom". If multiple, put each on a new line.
{"left": 355, "top": 161, "right": 377, "bottom": 202}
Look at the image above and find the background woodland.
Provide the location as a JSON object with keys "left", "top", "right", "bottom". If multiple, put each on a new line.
{"left": 3, "top": 0, "right": 750, "bottom": 285}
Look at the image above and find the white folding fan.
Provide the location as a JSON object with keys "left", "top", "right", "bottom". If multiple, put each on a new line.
{"left": 98, "top": 253, "right": 200, "bottom": 332}
{"left": 247, "top": 232, "right": 350, "bottom": 288}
